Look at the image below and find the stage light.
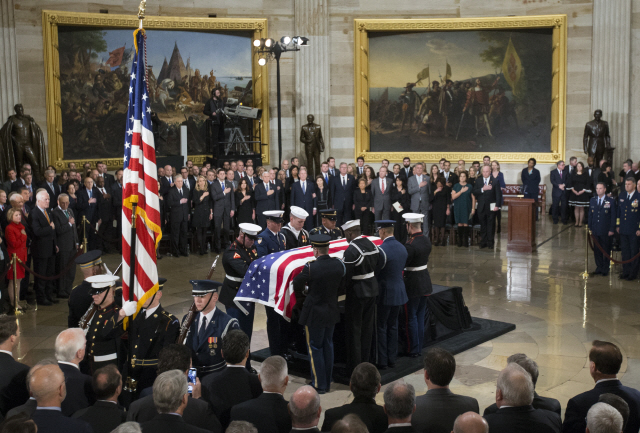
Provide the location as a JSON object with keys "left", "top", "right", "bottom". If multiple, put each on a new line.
{"left": 258, "top": 57, "right": 267, "bottom": 66}
{"left": 295, "top": 36, "right": 309, "bottom": 46}
{"left": 264, "top": 38, "right": 275, "bottom": 48}
{"left": 253, "top": 39, "right": 262, "bottom": 47}
{"left": 281, "top": 36, "right": 291, "bottom": 44}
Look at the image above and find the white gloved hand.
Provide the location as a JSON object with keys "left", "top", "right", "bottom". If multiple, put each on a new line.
{"left": 122, "top": 301, "right": 138, "bottom": 317}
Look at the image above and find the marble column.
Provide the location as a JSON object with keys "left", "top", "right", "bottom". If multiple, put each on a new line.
{"left": 590, "top": 0, "right": 631, "bottom": 168}
{"left": 294, "top": 0, "right": 330, "bottom": 167}
{"left": 0, "top": 0, "right": 20, "bottom": 123}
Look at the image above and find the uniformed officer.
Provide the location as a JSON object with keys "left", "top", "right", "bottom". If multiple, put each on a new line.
{"left": 402, "top": 213, "right": 433, "bottom": 357}
{"left": 256, "top": 210, "right": 286, "bottom": 257}
{"left": 282, "top": 206, "right": 311, "bottom": 249}
{"left": 292, "top": 234, "right": 345, "bottom": 394}
{"left": 68, "top": 250, "right": 107, "bottom": 329}
{"left": 616, "top": 177, "right": 640, "bottom": 280}
{"left": 121, "top": 277, "right": 180, "bottom": 402}
{"left": 589, "top": 183, "right": 616, "bottom": 277}
{"left": 341, "top": 219, "right": 380, "bottom": 374}
{"left": 184, "top": 279, "right": 240, "bottom": 378}
{"left": 374, "top": 220, "right": 407, "bottom": 370}
{"left": 310, "top": 209, "right": 344, "bottom": 240}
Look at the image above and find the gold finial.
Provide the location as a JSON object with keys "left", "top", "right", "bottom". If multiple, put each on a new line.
{"left": 138, "top": 0, "right": 147, "bottom": 21}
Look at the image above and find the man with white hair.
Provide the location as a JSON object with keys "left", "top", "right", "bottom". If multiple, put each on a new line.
{"left": 29, "top": 189, "right": 58, "bottom": 306}
{"left": 229, "top": 356, "right": 292, "bottom": 433}
{"left": 483, "top": 363, "right": 561, "bottom": 433}
{"left": 290, "top": 386, "right": 322, "bottom": 432}
{"left": 586, "top": 403, "right": 624, "bottom": 433}
{"left": 55, "top": 328, "right": 94, "bottom": 416}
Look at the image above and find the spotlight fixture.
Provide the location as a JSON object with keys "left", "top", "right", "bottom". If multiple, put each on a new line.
{"left": 258, "top": 57, "right": 267, "bottom": 66}
{"left": 280, "top": 36, "right": 292, "bottom": 45}
{"left": 264, "top": 38, "right": 275, "bottom": 48}
{"left": 253, "top": 39, "right": 262, "bottom": 47}
{"left": 292, "top": 36, "right": 309, "bottom": 46}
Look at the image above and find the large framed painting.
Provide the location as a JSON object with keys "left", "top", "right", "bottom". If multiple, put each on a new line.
{"left": 354, "top": 16, "right": 567, "bottom": 164}
{"left": 42, "top": 11, "right": 270, "bottom": 169}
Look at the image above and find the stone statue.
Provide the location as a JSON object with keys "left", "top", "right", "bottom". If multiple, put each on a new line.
{"left": 0, "top": 104, "right": 48, "bottom": 182}
{"left": 300, "top": 114, "right": 324, "bottom": 178}
{"left": 583, "top": 109, "right": 612, "bottom": 168}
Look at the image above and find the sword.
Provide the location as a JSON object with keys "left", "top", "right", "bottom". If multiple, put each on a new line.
{"left": 455, "top": 112, "right": 466, "bottom": 141}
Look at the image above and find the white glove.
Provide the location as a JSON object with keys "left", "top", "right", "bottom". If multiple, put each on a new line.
{"left": 122, "top": 301, "right": 138, "bottom": 317}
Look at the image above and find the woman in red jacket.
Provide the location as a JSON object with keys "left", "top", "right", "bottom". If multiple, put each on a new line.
{"left": 5, "top": 208, "right": 27, "bottom": 311}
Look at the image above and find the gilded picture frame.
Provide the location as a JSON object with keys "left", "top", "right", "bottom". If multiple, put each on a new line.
{"left": 42, "top": 10, "right": 270, "bottom": 170}
{"left": 354, "top": 15, "right": 567, "bottom": 164}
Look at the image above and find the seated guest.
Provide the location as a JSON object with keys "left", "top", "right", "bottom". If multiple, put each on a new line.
{"left": 72, "top": 365, "right": 126, "bottom": 433}
{"left": 383, "top": 382, "right": 417, "bottom": 433}
{"left": 452, "top": 412, "right": 488, "bottom": 433}
{"left": 484, "top": 353, "right": 560, "bottom": 416}
{"left": 127, "top": 345, "right": 221, "bottom": 433}
{"left": 563, "top": 340, "right": 640, "bottom": 433}
{"left": 411, "top": 348, "right": 479, "bottom": 433}
{"left": 29, "top": 364, "right": 92, "bottom": 433}
{"left": 0, "top": 316, "right": 29, "bottom": 416}
{"left": 329, "top": 414, "right": 369, "bottom": 433}
{"left": 321, "top": 362, "right": 387, "bottom": 433}
{"left": 229, "top": 356, "right": 291, "bottom": 433}
{"left": 289, "top": 386, "right": 322, "bottom": 433}
{"left": 226, "top": 422, "right": 258, "bottom": 433}
{"left": 598, "top": 394, "right": 629, "bottom": 431}
{"left": 0, "top": 413, "right": 37, "bottom": 433}
{"left": 586, "top": 403, "right": 623, "bottom": 433}
{"left": 6, "top": 360, "right": 57, "bottom": 419}
{"left": 140, "top": 370, "right": 211, "bottom": 433}
{"left": 54, "top": 328, "right": 94, "bottom": 416}
{"left": 483, "top": 363, "right": 561, "bottom": 433}
{"left": 201, "top": 330, "right": 262, "bottom": 428}
{"left": 111, "top": 423, "right": 142, "bottom": 433}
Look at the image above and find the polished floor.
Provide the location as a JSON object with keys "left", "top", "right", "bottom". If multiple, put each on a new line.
{"left": 10, "top": 215, "right": 640, "bottom": 419}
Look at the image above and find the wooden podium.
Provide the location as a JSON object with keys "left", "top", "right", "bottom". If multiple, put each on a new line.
{"left": 506, "top": 198, "right": 537, "bottom": 252}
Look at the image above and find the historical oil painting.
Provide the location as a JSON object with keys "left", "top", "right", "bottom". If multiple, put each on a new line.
{"left": 368, "top": 29, "right": 553, "bottom": 154}
{"left": 57, "top": 27, "right": 253, "bottom": 160}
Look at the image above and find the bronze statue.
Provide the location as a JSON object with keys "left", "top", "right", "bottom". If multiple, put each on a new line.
{"left": 300, "top": 114, "right": 324, "bottom": 178}
{"left": 0, "top": 104, "right": 47, "bottom": 182}
{"left": 583, "top": 109, "right": 611, "bottom": 167}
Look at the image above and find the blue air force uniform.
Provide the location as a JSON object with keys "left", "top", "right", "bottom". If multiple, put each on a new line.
{"left": 256, "top": 228, "right": 287, "bottom": 257}
{"left": 588, "top": 195, "right": 616, "bottom": 276}
{"left": 617, "top": 191, "right": 640, "bottom": 280}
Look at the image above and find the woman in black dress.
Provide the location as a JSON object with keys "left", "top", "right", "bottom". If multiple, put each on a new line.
{"left": 353, "top": 177, "right": 373, "bottom": 235}
{"left": 568, "top": 161, "right": 592, "bottom": 227}
{"left": 363, "top": 166, "right": 376, "bottom": 193}
{"left": 597, "top": 162, "right": 615, "bottom": 196}
{"left": 430, "top": 177, "right": 451, "bottom": 246}
{"left": 235, "top": 178, "right": 255, "bottom": 227}
{"left": 429, "top": 164, "right": 440, "bottom": 192}
{"left": 391, "top": 176, "right": 411, "bottom": 243}
{"left": 192, "top": 176, "right": 212, "bottom": 255}
{"left": 314, "top": 175, "right": 331, "bottom": 226}
{"left": 66, "top": 183, "right": 78, "bottom": 216}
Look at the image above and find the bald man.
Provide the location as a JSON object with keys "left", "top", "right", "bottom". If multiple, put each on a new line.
{"left": 289, "top": 385, "right": 322, "bottom": 431}
{"left": 30, "top": 364, "right": 93, "bottom": 433}
{"left": 452, "top": 412, "right": 488, "bottom": 433}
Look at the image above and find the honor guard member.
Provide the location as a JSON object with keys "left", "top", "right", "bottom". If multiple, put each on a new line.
{"left": 341, "top": 219, "right": 381, "bottom": 374}
{"left": 310, "top": 209, "right": 344, "bottom": 240}
{"left": 221, "top": 222, "right": 260, "bottom": 369}
{"left": 292, "top": 234, "right": 345, "bottom": 394}
{"left": 589, "top": 184, "right": 616, "bottom": 277}
{"left": 69, "top": 250, "right": 106, "bottom": 329}
{"left": 122, "top": 277, "right": 180, "bottom": 402}
{"left": 616, "top": 177, "right": 640, "bottom": 280}
{"left": 256, "top": 210, "right": 286, "bottom": 257}
{"left": 402, "top": 213, "right": 433, "bottom": 357}
{"left": 184, "top": 279, "right": 240, "bottom": 378}
{"left": 374, "top": 220, "right": 407, "bottom": 370}
{"left": 282, "top": 206, "right": 311, "bottom": 249}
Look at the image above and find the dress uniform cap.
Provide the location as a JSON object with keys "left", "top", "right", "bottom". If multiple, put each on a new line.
{"left": 403, "top": 213, "right": 424, "bottom": 223}
{"left": 86, "top": 274, "right": 120, "bottom": 295}
{"left": 374, "top": 220, "right": 396, "bottom": 228}
{"left": 290, "top": 206, "right": 309, "bottom": 219}
{"left": 158, "top": 277, "right": 167, "bottom": 290}
{"left": 263, "top": 210, "right": 285, "bottom": 223}
{"left": 239, "top": 223, "right": 262, "bottom": 239}
{"left": 75, "top": 250, "right": 103, "bottom": 269}
{"left": 341, "top": 219, "right": 360, "bottom": 231}
{"left": 310, "top": 234, "right": 331, "bottom": 248}
{"left": 319, "top": 209, "right": 338, "bottom": 220}
{"left": 190, "top": 280, "right": 223, "bottom": 296}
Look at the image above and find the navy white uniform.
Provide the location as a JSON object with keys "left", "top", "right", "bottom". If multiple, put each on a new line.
{"left": 281, "top": 225, "right": 310, "bottom": 249}
{"left": 403, "top": 226, "right": 432, "bottom": 356}
{"left": 588, "top": 195, "right": 616, "bottom": 276}
{"left": 617, "top": 191, "right": 640, "bottom": 280}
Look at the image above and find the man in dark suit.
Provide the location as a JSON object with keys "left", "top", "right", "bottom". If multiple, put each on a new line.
{"left": 400, "top": 157, "right": 413, "bottom": 181}
{"left": 167, "top": 175, "right": 190, "bottom": 257}
{"left": 72, "top": 365, "right": 125, "bottom": 433}
{"left": 94, "top": 176, "right": 113, "bottom": 254}
{"left": 472, "top": 165, "right": 502, "bottom": 249}
{"left": 52, "top": 194, "right": 78, "bottom": 298}
{"left": 371, "top": 167, "right": 392, "bottom": 220}
{"left": 382, "top": 382, "right": 417, "bottom": 433}
{"left": 211, "top": 168, "right": 236, "bottom": 252}
{"left": 289, "top": 386, "right": 322, "bottom": 433}
{"left": 321, "top": 363, "right": 387, "bottom": 433}
{"left": 412, "top": 348, "right": 479, "bottom": 433}
{"left": 110, "top": 170, "right": 123, "bottom": 253}
{"left": 159, "top": 165, "right": 174, "bottom": 199}
{"left": 40, "top": 170, "right": 61, "bottom": 210}
{"left": 0, "top": 316, "right": 29, "bottom": 416}
{"left": 484, "top": 353, "right": 560, "bottom": 417}
{"left": 140, "top": 370, "right": 211, "bottom": 433}
{"left": 484, "top": 363, "right": 561, "bottom": 433}
{"left": 330, "top": 162, "right": 356, "bottom": 226}
{"left": 233, "top": 160, "right": 247, "bottom": 183}
{"left": 521, "top": 158, "right": 541, "bottom": 220}
{"left": 2, "top": 169, "right": 18, "bottom": 194}
{"left": 29, "top": 190, "right": 58, "bottom": 306}
{"left": 96, "top": 162, "right": 115, "bottom": 191}
{"left": 290, "top": 167, "right": 316, "bottom": 231}
{"left": 76, "top": 177, "right": 101, "bottom": 251}
{"left": 254, "top": 171, "right": 279, "bottom": 229}
{"left": 29, "top": 364, "right": 93, "bottom": 433}
{"left": 54, "top": 329, "right": 94, "bottom": 416}
{"left": 229, "top": 356, "right": 291, "bottom": 433}
{"left": 180, "top": 167, "right": 194, "bottom": 203}
{"left": 563, "top": 340, "right": 640, "bottom": 433}
{"left": 550, "top": 161, "right": 569, "bottom": 225}
{"left": 441, "top": 161, "right": 458, "bottom": 188}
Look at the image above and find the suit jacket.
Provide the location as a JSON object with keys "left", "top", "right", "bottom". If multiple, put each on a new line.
{"left": 76, "top": 187, "right": 101, "bottom": 223}
{"left": 562, "top": 380, "right": 640, "bottom": 433}
{"left": 484, "top": 392, "right": 561, "bottom": 417}
{"left": 521, "top": 168, "right": 541, "bottom": 197}
{"left": 211, "top": 180, "right": 236, "bottom": 216}
{"left": 411, "top": 388, "right": 479, "bottom": 433}
{"left": 254, "top": 182, "right": 279, "bottom": 216}
{"left": 0, "top": 352, "right": 29, "bottom": 416}
{"left": 485, "top": 405, "right": 561, "bottom": 433}
{"left": 400, "top": 166, "right": 414, "bottom": 181}
{"left": 441, "top": 171, "right": 458, "bottom": 186}
{"left": 473, "top": 176, "right": 502, "bottom": 215}
{"left": 321, "top": 396, "right": 387, "bottom": 433}
{"left": 330, "top": 174, "right": 356, "bottom": 213}
{"left": 229, "top": 393, "right": 292, "bottom": 433}
{"left": 291, "top": 179, "right": 316, "bottom": 221}
{"left": 95, "top": 187, "right": 113, "bottom": 222}
{"left": 376, "top": 237, "right": 408, "bottom": 306}
{"left": 371, "top": 177, "right": 392, "bottom": 214}
{"left": 159, "top": 176, "right": 174, "bottom": 198}
{"left": 550, "top": 168, "right": 568, "bottom": 199}
{"left": 383, "top": 427, "right": 417, "bottom": 433}
{"left": 72, "top": 401, "right": 126, "bottom": 433}
{"left": 127, "top": 394, "right": 221, "bottom": 433}
{"left": 31, "top": 409, "right": 93, "bottom": 433}
{"left": 6, "top": 398, "right": 37, "bottom": 418}
{"left": 52, "top": 208, "right": 78, "bottom": 252}
{"left": 201, "top": 366, "right": 263, "bottom": 428}
{"left": 29, "top": 206, "right": 57, "bottom": 259}
{"left": 167, "top": 186, "right": 190, "bottom": 222}
{"left": 58, "top": 363, "right": 94, "bottom": 416}
{"left": 39, "top": 181, "right": 62, "bottom": 209}
{"left": 110, "top": 182, "right": 123, "bottom": 214}
{"left": 407, "top": 174, "right": 430, "bottom": 214}
{"left": 11, "top": 178, "right": 26, "bottom": 192}
{"left": 141, "top": 413, "right": 213, "bottom": 433}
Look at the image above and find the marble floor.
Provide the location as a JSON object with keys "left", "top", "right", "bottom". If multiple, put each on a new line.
{"left": 10, "top": 216, "right": 640, "bottom": 420}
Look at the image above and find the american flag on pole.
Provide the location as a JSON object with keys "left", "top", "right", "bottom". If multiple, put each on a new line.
{"left": 234, "top": 237, "right": 382, "bottom": 320}
{"left": 122, "top": 28, "right": 162, "bottom": 318}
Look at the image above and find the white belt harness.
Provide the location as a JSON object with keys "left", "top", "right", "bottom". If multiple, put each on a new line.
{"left": 404, "top": 264, "right": 428, "bottom": 271}
{"left": 225, "top": 274, "right": 243, "bottom": 282}
{"left": 352, "top": 272, "right": 375, "bottom": 280}
{"left": 93, "top": 353, "right": 117, "bottom": 362}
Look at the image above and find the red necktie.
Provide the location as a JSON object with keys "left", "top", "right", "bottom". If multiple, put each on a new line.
{"left": 381, "top": 180, "right": 385, "bottom": 194}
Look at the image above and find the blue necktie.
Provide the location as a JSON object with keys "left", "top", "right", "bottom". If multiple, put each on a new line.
{"left": 266, "top": 183, "right": 269, "bottom": 192}
{"left": 302, "top": 182, "right": 306, "bottom": 194}
{"left": 88, "top": 190, "right": 92, "bottom": 199}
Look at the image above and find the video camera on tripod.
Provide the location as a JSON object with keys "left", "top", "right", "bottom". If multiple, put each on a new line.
{"left": 221, "top": 98, "right": 262, "bottom": 155}
{"left": 223, "top": 98, "right": 262, "bottom": 120}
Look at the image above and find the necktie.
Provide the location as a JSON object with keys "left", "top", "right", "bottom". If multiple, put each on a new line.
{"left": 88, "top": 190, "right": 92, "bottom": 199}
{"left": 64, "top": 210, "right": 69, "bottom": 219}
{"left": 629, "top": 194, "right": 632, "bottom": 200}
{"left": 180, "top": 188, "right": 182, "bottom": 197}
{"left": 266, "top": 183, "right": 269, "bottom": 192}
{"left": 485, "top": 178, "right": 488, "bottom": 186}
{"left": 324, "top": 174, "right": 328, "bottom": 184}
{"left": 302, "top": 182, "right": 306, "bottom": 194}
{"left": 44, "top": 209, "right": 50, "bottom": 224}
{"left": 221, "top": 181, "right": 225, "bottom": 191}
{"left": 599, "top": 198, "right": 602, "bottom": 207}
{"left": 199, "top": 316, "right": 208, "bottom": 344}
{"left": 381, "top": 179, "right": 385, "bottom": 194}
{"left": 101, "top": 188, "right": 105, "bottom": 194}
{"left": 342, "top": 177, "right": 346, "bottom": 188}
{"left": 560, "top": 170, "right": 563, "bottom": 179}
